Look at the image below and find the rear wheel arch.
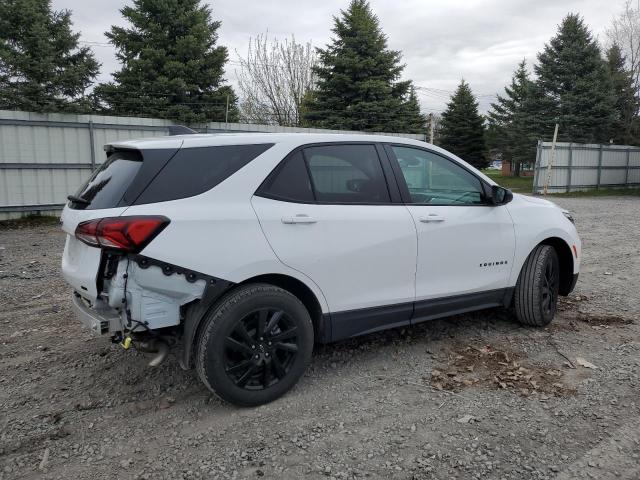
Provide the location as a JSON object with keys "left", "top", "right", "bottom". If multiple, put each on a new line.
{"left": 181, "top": 273, "right": 328, "bottom": 370}
{"left": 238, "top": 274, "right": 328, "bottom": 343}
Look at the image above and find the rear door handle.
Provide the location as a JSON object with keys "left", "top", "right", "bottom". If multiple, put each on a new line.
{"left": 419, "top": 214, "right": 445, "bottom": 223}
{"left": 281, "top": 215, "right": 317, "bottom": 224}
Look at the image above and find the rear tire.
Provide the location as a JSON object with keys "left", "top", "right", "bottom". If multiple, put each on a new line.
{"left": 513, "top": 245, "right": 560, "bottom": 327}
{"left": 195, "top": 283, "right": 314, "bottom": 406}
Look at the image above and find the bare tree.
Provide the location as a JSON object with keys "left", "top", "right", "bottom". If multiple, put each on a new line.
{"left": 236, "top": 34, "right": 317, "bottom": 126}
{"left": 607, "top": 0, "right": 640, "bottom": 96}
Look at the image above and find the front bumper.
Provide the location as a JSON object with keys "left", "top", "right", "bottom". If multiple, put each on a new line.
{"left": 72, "top": 293, "right": 121, "bottom": 336}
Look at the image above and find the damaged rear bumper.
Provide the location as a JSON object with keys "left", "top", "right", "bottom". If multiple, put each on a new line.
{"left": 71, "top": 293, "right": 121, "bottom": 336}
{"left": 69, "top": 255, "right": 232, "bottom": 340}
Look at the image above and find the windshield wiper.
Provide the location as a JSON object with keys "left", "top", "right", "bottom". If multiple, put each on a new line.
{"left": 67, "top": 194, "right": 90, "bottom": 205}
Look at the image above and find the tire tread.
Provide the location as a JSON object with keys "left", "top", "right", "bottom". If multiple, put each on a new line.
{"left": 513, "top": 245, "right": 558, "bottom": 327}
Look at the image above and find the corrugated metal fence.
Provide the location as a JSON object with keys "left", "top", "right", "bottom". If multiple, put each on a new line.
{"left": 0, "top": 110, "right": 426, "bottom": 219}
{"left": 532, "top": 140, "right": 640, "bottom": 194}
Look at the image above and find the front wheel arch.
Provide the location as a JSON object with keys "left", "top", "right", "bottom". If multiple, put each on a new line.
{"left": 538, "top": 237, "right": 574, "bottom": 296}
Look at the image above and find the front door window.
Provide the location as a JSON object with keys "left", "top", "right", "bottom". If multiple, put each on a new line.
{"left": 391, "top": 146, "right": 484, "bottom": 205}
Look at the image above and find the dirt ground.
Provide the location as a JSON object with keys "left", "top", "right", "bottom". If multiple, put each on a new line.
{"left": 1, "top": 196, "right": 639, "bottom": 480}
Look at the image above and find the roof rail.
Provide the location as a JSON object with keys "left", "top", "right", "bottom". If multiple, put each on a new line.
{"left": 168, "top": 125, "right": 199, "bottom": 135}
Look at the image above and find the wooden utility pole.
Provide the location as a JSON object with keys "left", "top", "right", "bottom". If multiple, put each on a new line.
{"left": 428, "top": 113, "right": 434, "bottom": 144}
{"left": 224, "top": 94, "right": 230, "bottom": 129}
{"left": 543, "top": 123, "right": 559, "bottom": 196}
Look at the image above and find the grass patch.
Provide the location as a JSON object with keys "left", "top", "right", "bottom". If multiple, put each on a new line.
{"left": 0, "top": 214, "right": 61, "bottom": 230}
{"left": 550, "top": 187, "right": 640, "bottom": 198}
{"left": 481, "top": 170, "right": 533, "bottom": 193}
{"left": 481, "top": 171, "right": 640, "bottom": 198}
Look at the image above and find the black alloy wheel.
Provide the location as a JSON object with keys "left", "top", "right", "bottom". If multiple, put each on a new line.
{"left": 196, "top": 284, "right": 314, "bottom": 406}
{"left": 223, "top": 308, "right": 299, "bottom": 390}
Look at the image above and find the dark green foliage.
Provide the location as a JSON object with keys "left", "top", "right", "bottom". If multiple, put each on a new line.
{"left": 0, "top": 0, "right": 99, "bottom": 113}
{"left": 605, "top": 43, "right": 638, "bottom": 144}
{"left": 95, "top": 0, "right": 237, "bottom": 123}
{"left": 487, "top": 61, "right": 538, "bottom": 175}
{"left": 303, "top": 0, "right": 425, "bottom": 133}
{"left": 438, "top": 80, "right": 487, "bottom": 169}
{"left": 534, "top": 14, "right": 615, "bottom": 143}
{"left": 399, "top": 86, "right": 427, "bottom": 134}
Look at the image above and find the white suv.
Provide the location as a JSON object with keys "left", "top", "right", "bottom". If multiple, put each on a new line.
{"left": 61, "top": 133, "right": 581, "bottom": 406}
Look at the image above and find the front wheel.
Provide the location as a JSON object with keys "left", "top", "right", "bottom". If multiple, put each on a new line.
{"left": 195, "top": 284, "right": 314, "bottom": 406}
{"left": 513, "top": 245, "right": 560, "bottom": 327}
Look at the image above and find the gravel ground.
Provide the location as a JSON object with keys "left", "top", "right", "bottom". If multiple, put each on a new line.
{"left": 0, "top": 196, "right": 639, "bottom": 480}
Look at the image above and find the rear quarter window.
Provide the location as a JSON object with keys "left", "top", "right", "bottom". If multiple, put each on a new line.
{"left": 134, "top": 144, "right": 274, "bottom": 205}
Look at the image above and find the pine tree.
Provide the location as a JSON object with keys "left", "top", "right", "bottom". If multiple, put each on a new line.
{"left": 0, "top": 0, "right": 99, "bottom": 113}
{"left": 534, "top": 14, "right": 615, "bottom": 143}
{"left": 303, "top": 0, "right": 426, "bottom": 132}
{"left": 438, "top": 80, "right": 487, "bottom": 169}
{"left": 605, "top": 43, "right": 638, "bottom": 144}
{"left": 95, "top": 0, "right": 237, "bottom": 123}
{"left": 397, "top": 86, "right": 426, "bottom": 134}
{"left": 487, "top": 61, "right": 538, "bottom": 175}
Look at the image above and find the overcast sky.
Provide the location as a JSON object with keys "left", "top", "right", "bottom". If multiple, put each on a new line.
{"left": 53, "top": 0, "right": 618, "bottom": 113}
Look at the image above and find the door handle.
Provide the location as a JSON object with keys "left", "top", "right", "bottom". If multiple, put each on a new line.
{"left": 419, "top": 214, "right": 445, "bottom": 223}
{"left": 281, "top": 215, "right": 317, "bottom": 224}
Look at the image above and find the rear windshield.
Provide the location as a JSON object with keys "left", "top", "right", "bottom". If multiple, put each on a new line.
{"left": 70, "top": 150, "right": 142, "bottom": 210}
{"left": 68, "top": 144, "right": 273, "bottom": 210}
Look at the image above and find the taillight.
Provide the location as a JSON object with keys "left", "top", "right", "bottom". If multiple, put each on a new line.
{"left": 75, "top": 216, "right": 169, "bottom": 253}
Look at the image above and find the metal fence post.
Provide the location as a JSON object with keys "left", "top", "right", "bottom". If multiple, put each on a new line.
{"left": 88, "top": 120, "right": 96, "bottom": 169}
{"left": 566, "top": 143, "right": 573, "bottom": 193}
{"left": 625, "top": 148, "right": 631, "bottom": 186}
{"left": 596, "top": 144, "right": 603, "bottom": 190}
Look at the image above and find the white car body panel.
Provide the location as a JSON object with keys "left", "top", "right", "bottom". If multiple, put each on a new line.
{"left": 252, "top": 196, "right": 417, "bottom": 312}
{"left": 506, "top": 194, "right": 581, "bottom": 284}
{"left": 123, "top": 197, "right": 330, "bottom": 313}
{"left": 406, "top": 204, "right": 516, "bottom": 301}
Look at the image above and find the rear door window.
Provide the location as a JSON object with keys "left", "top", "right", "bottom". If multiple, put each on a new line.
{"left": 70, "top": 150, "right": 143, "bottom": 210}
{"left": 304, "top": 145, "right": 390, "bottom": 203}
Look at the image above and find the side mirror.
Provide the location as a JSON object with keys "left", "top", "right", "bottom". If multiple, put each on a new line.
{"left": 490, "top": 185, "right": 513, "bottom": 205}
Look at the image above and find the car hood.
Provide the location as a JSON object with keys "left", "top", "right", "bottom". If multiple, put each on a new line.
{"left": 514, "top": 193, "right": 560, "bottom": 209}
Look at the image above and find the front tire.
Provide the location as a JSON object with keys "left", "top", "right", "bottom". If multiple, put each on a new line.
{"left": 513, "top": 245, "right": 560, "bottom": 327}
{"left": 195, "top": 284, "right": 314, "bottom": 406}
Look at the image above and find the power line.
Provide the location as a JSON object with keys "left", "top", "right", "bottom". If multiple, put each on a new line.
{"left": 415, "top": 85, "right": 498, "bottom": 99}
{"left": 79, "top": 40, "right": 112, "bottom": 47}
